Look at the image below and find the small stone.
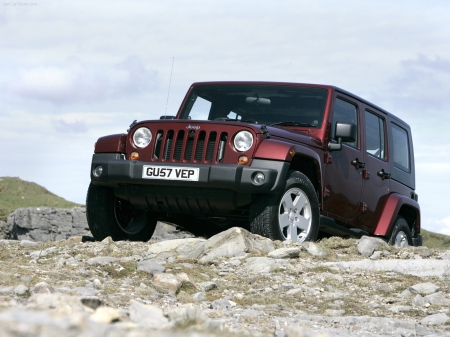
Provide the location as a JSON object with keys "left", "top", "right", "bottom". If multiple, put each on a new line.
{"left": 357, "top": 236, "right": 389, "bottom": 257}
{"left": 390, "top": 305, "right": 411, "bottom": 312}
{"left": 13, "top": 285, "right": 29, "bottom": 296}
{"left": 409, "top": 282, "right": 440, "bottom": 295}
{"left": 137, "top": 260, "right": 165, "bottom": 276}
{"left": 90, "top": 306, "right": 121, "bottom": 323}
{"left": 420, "top": 313, "right": 449, "bottom": 325}
{"left": 301, "top": 242, "right": 327, "bottom": 256}
{"left": 152, "top": 273, "right": 182, "bottom": 293}
{"left": 31, "top": 282, "right": 55, "bottom": 294}
{"left": 193, "top": 292, "right": 206, "bottom": 302}
{"left": 200, "top": 281, "right": 218, "bottom": 292}
{"left": 268, "top": 247, "right": 301, "bottom": 259}
{"left": 86, "top": 256, "right": 118, "bottom": 266}
{"left": 20, "top": 240, "right": 40, "bottom": 247}
{"left": 81, "top": 296, "right": 103, "bottom": 310}
{"left": 129, "top": 299, "right": 168, "bottom": 328}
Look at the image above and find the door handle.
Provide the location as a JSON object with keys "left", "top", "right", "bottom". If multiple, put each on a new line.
{"left": 377, "top": 170, "right": 391, "bottom": 180}
{"left": 351, "top": 159, "right": 365, "bottom": 169}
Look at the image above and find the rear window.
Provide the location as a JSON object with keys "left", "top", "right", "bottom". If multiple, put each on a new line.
{"left": 391, "top": 123, "right": 410, "bottom": 172}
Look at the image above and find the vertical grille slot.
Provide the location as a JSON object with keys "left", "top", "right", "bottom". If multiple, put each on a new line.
{"left": 205, "top": 132, "right": 217, "bottom": 162}
{"left": 217, "top": 132, "right": 228, "bottom": 162}
{"left": 184, "top": 131, "right": 195, "bottom": 161}
{"left": 195, "top": 131, "right": 206, "bottom": 161}
{"left": 153, "top": 130, "right": 164, "bottom": 159}
{"left": 164, "top": 130, "right": 174, "bottom": 160}
{"left": 173, "top": 130, "right": 185, "bottom": 160}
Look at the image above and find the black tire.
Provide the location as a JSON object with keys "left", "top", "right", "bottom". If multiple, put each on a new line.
{"left": 86, "top": 183, "right": 157, "bottom": 242}
{"left": 388, "top": 216, "right": 413, "bottom": 247}
{"left": 249, "top": 170, "right": 320, "bottom": 243}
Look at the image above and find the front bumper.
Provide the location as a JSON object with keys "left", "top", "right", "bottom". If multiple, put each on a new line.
{"left": 90, "top": 153, "right": 290, "bottom": 194}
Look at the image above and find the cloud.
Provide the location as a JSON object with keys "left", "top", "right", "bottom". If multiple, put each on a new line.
{"left": 426, "top": 217, "right": 450, "bottom": 235}
{"left": 387, "top": 54, "right": 450, "bottom": 112}
{"left": 52, "top": 119, "right": 88, "bottom": 134}
{"left": 4, "top": 56, "right": 158, "bottom": 104}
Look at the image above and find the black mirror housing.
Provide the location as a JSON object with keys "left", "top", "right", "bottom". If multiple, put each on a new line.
{"left": 328, "top": 122, "right": 356, "bottom": 151}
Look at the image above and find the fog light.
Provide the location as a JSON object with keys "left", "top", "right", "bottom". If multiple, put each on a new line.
{"left": 238, "top": 155, "right": 249, "bottom": 165}
{"left": 253, "top": 172, "right": 265, "bottom": 185}
{"left": 130, "top": 152, "right": 139, "bottom": 160}
{"left": 93, "top": 166, "right": 103, "bottom": 177}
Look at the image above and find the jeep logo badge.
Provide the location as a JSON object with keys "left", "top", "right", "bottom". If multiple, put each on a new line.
{"left": 186, "top": 125, "right": 200, "bottom": 130}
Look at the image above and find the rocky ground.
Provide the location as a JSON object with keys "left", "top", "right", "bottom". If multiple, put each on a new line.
{"left": 2, "top": 225, "right": 450, "bottom": 337}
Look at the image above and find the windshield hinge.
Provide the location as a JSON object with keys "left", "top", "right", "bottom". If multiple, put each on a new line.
{"left": 127, "top": 120, "right": 138, "bottom": 132}
{"left": 261, "top": 124, "right": 271, "bottom": 139}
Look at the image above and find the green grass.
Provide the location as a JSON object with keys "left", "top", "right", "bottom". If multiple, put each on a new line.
{"left": 421, "top": 228, "right": 450, "bottom": 249}
{"left": 0, "top": 177, "right": 81, "bottom": 222}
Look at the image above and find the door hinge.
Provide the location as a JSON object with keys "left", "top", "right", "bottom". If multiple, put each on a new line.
{"left": 324, "top": 152, "right": 333, "bottom": 164}
{"left": 360, "top": 202, "right": 367, "bottom": 213}
{"left": 362, "top": 169, "right": 370, "bottom": 180}
{"left": 323, "top": 187, "right": 330, "bottom": 198}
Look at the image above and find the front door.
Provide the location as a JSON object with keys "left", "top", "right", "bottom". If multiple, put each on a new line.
{"left": 323, "top": 95, "right": 364, "bottom": 226}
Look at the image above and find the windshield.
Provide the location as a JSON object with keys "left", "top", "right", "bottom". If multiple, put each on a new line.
{"left": 179, "top": 84, "right": 328, "bottom": 128}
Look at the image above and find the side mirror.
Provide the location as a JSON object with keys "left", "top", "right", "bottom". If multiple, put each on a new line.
{"left": 328, "top": 122, "right": 356, "bottom": 151}
{"left": 160, "top": 115, "right": 176, "bottom": 120}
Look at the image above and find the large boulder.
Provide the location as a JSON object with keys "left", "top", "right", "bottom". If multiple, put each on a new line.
{"left": 142, "top": 238, "right": 207, "bottom": 263}
{"left": 6, "top": 207, "right": 90, "bottom": 241}
{"left": 186, "top": 227, "right": 275, "bottom": 264}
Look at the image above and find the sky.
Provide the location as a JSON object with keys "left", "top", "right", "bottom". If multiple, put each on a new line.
{"left": 1, "top": 0, "right": 450, "bottom": 234}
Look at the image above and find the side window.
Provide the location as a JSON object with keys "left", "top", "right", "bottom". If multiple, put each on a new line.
{"left": 391, "top": 123, "right": 410, "bottom": 172}
{"left": 365, "top": 110, "right": 386, "bottom": 160}
{"left": 332, "top": 98, "right": 358, "bottom": 148}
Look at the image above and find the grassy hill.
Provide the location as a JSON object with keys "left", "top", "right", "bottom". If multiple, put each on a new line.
{"left": 0, "top": 177, "right": 81, "bottom": 222}
{"left": 421, "top": 229, "right": 450, "bottom": 249}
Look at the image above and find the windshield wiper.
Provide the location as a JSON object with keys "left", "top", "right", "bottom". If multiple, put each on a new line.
{"left": 270, "top": 121, "right": 317, "bottom": 127}
{"left": 214, "top": 117, "right": 258, "bottom": 124}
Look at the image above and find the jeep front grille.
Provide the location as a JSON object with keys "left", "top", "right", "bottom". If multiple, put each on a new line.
{"left": 153, "top": 129, "right": 228, "bottom": 163}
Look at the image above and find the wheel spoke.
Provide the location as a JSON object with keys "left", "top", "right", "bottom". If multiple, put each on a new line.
{"left": 282, "top": 193, "right": 295, "bottom": 211}
{"left": 292, "top": 193, "right": 307, "bottom": 209}
{"left": 279, "top": 212, "right": 290, "bottom": 228}
{"left": 296, "top": 214, "right": 310, "bottom": 231}
{"left": 288, "top": 223, "right": 297, "bottom": 241}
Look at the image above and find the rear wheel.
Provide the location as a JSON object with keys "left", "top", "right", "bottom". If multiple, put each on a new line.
{"left": 86, "top": 183, "right": 156, "bottom": 242}
{"left": 388, "top": 216, "right": 412, "bottom": 248}
{"left": 250, "top": 170, "right": 319, "bottom": 243}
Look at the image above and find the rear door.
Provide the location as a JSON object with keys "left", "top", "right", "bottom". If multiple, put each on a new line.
{"left": 360, "top": 107, "right": 390, "bottom": 228}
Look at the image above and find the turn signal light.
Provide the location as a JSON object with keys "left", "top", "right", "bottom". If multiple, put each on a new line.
{"left": 238, "top": 155, "right": 249, "bottom": 165}
{"left": 130, "top": 152, "right": 139, "bottom": 160}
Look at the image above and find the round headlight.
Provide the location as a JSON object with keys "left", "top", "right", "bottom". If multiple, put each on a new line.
{"left": 234, "top": 130, "right": 254, "bottom": 152}
{"left": 133, "top": 127, "right": 152, "bottom": 148}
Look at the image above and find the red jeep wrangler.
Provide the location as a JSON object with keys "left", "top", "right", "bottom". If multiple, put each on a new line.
{"left": 86, "top": 81, "right": 421, "bottom": 247}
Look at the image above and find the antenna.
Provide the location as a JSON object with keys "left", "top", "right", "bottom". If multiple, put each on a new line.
{"left": 164, "top": 57, "right": 175, "bottom": 117}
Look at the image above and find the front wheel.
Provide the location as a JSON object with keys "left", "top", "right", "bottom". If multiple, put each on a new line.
{"left": 388, "top": 216, "right": 412, "bottom": 248}
{"left": 250, "top": 170, "right": 320, "bottom": 243}
{"left": 86, "top": 183, "right": 157, "bottom": 242}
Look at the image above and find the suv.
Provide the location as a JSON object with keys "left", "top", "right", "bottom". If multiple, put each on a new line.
{"left": 86, "top": 81, "right": 422, "bottom": 247}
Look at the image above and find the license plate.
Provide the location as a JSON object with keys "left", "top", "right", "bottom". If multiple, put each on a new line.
{"left": 142, "top": 165, "right": 199, "bottom": 181}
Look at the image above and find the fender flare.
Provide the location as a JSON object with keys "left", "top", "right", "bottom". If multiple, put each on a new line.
{"left": 254, "top": 138, "right": 323, "bottom": 197}
{"left": 373, "top": 193, "right": 421, "bottom": 237}
{"left": 95, "top": 134, "right": 127, "bottom": 153}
